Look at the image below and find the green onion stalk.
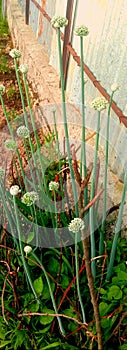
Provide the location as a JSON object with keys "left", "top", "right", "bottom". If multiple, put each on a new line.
{"left": 0, "top": 92, "right": 27, "bottom": 190}
{"left": 14, "top": 61, "right": 42, "bottom": 188}
{"left": 31, "top": 251, "right": 65, "bottom": 336}
{"left": 106, "top": 167, "right": 127, "bottom": 280}
{"left": 99, "top": 92, "right": 114, "bottom": 255}
{"left": 19, "top": 70, "right": 56, "bottom": 235}
{"left": 52, "top": 109, "right": 63, "bottom": 206}
{"left": 89, "top": 110, "right": 101, "bottom": 279}
{"left": 79, "top": 35, "right": 88, "bottom": 207}
{"left": 54, "top": 19, "right": 86, "bottom": 324}
{"left": 90, "top": 96, "right": 108, "bottom": 278}
{"left": 0, "top": 183, "right": 17, "bottom": 245}
{"left": 22, "top": 73, "right": 54, "bottom": 211}
{"left": 13, "top": 194, "right": 39, "bottom": 300}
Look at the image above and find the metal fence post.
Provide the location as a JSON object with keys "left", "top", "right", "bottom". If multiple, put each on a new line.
{"left": 25, "top": 0, "right": 30, "bottom": 25}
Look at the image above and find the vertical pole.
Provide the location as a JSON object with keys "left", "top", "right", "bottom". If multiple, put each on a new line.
{"left": 61, "top": 0, "right": 74, "bottom": 89}
{"left": 25, "top": 0, "right": 30, "bottom": 25}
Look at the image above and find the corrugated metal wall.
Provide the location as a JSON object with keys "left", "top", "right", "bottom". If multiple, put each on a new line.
{"left": 17, "top": 0, "right": 127, "bottom": 180}
{"left": 18, "top": 0, "right": 127, "bottom": 112}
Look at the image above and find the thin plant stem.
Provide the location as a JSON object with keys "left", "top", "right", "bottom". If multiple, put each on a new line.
{"left": 57, "top": 28, "right": 78, "bottom": 216}
{"left": 106, "top": 169, "right": 127, "bottom": 280}
{"left": 52, "top": 109, "right": 63, "bottom": 206}
{"left": 0, "top": 94, "right": 27, "bottom": 190}
{"left": 31, "top": 251, "right": 65, "bottom": 336}
{"left": 12, "top": 153, "right": 22, "bottom": 189}
{"left": 13, "top": 195, "right": 39, "bottom": 300}
{"left": 99, "top": 92, "right": 114, "bottom": 255}
{"left": 80, "top": 36, "right": 88, "bottom": 209}
{"left": 14, "top": 58, "right": 26, "bottom": 114}
{"left": 22, "top": 73, "right": 56, "bottom": 231}
{"left": 89, "top": 110, "right": 101, "bottom": 279}
{"left": 0, "top": 184, "right": 16, "bottom": 241}
{"left": 57, "top": 27, "right": 86, "bottom": 324}
{"left": 14, "top": 61, "right": 43, "bottom": 193}
{"left": 82, "top": 231, "right": 102, "bottom": 350}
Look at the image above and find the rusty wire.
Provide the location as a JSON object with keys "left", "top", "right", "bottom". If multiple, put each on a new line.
{"left": 30, "top": 0, "right": 127, "bottom": 127}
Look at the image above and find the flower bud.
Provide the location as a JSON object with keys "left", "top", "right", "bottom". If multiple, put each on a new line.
{"left": 21, "top": 191, "right": 39, "bottom": 206}
{"left": 24, "top": 245, "right": 32, "bottom": 255}
{"left": 51, "top": 16, "right": 68, "bottom": 28}
{"left": 68, "top": 218, "right": 85, "bottom": 233}
{"left": 91, "top": 97, "right": 108, "bottom": 111}
{"left": 75, "top": 25, "right": 89, "bottom": 36}
{"left": 19, "top": 64, "right": 28, "bottom": 74}
{"left": 17, "top": 125, "right": 29, "bottom": 138}
{"left": 5, "top": 139, "right": 17, "bottom": 151}
{"left": 49, "top": 181, "right": 59, "bottom": 191}
{"left": 10, "top": 185, "right": 20, "bottom": 196}
{"left": 9, "top": 49, "right": 21, "bottom": 59}
{"left": 111, "top": 83, "right": 119, "bottom": 93}
{"left": 0, "top": 84, "right": 5, "bottom": 95}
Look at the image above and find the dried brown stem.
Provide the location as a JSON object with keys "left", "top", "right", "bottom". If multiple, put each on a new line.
{"left": 81, "top": 234, "right": 103, "bottom": 350}
{"left": 17, "top": 312, "right": 88, "bottom": 327}
{"left": 81, "top": 188, "right": 103, "bottom": 214}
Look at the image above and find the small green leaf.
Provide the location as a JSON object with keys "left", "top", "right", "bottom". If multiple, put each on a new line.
{"left": 40, "top": 342, "right": 60, "bottom": 350}
{"left": 117, "top": 271, "right": 127, "bottom": 281}
{"left": 26, "top": 231, "right": 34, "bottom": 244}
{"left": 39, "top": 308, "right": 55, "bottom": 325}
{"left": 107, "top": 285, "right": 122, "bottom": 300}
{"left": 101, "top": 318, "right": 110, "bottom": 329}
{"left": 29, "top": 301, "right": 39, "bottom": 312}
{"left": 0, "top": 341, "right": 11, "bottom": 348}
{"left": 33, "top": 276, "right": 43, "bottom": 294}
{"left": 99, "top": 302, "right": 109, "bottom": 317}
{"left": 41, "top": 282, "right": 55, "bottom": 300}
{"left": 99, "top": 288, "right": 106, "bottom": 295}
{"left": 118, "top": 343, "right": 127, "bottom": 349}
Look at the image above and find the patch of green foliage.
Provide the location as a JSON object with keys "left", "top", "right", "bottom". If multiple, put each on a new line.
{"left": 0, "top": 231, "right": 127, "bottom": 349}
{"left": 0, "top": 54, "right": 11, "bottom": 73}
{"left": 0, "top": 0, "right": 9, "bottom": 37}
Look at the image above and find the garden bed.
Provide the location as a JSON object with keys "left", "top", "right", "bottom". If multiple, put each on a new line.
{"left": 0, "top": 6, "right": 127, "bottom": 350}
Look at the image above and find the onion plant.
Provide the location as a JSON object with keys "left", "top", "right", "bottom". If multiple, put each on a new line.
{"left": 106, "top": 165, "right": 127, "bottom": 279}
{"left": 99, "top": 83, "right": 119, "bottom": 255}
{"left": 51, "top": 16, "right": 86, "bottom": 324}
{"left": 90, "top": 97, "right": 108, "bottom": 278}
{"left": 74, "top": 25, "right": 89, "bottom": 208}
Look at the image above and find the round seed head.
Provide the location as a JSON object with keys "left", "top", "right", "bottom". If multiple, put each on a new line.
{"left": 49, "top": 181, "right": 59, "bottom": 191}
{"left": 51, "top": 16, "right": 68, "bottom": 28}
{"left": 10, "top": 185, "right": 20, "bottom": 196}
{"left": 9, "top": 49, "right": 21, "bottom": 59}
{"left": 0, "top": 84, "right": 5, "bottom": 95}
{"left": 91, "top": 96, "right": 108, "bottom": 111}
{"left": 24, "top": 245, "right": 32, "bottom": 255}
{"left": 111, "top": 83, "right": 119, "bottom": 92}
{"left": 5, "top": 139, "right": 17, "bottom": 151}
{"left": 21, "top": 191, "right": 39, "bottom": 206}
{"left": 19, "top": 64, "right": 28, "bottom": 74}
{"left": 75, "top": 25, "right": 89, "bottom": 36}
{"left": 68, "top": 217, "right": 85, "bottom": 233}
{"left": 17, "top": 125, "right": 29, "bottom": 138}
